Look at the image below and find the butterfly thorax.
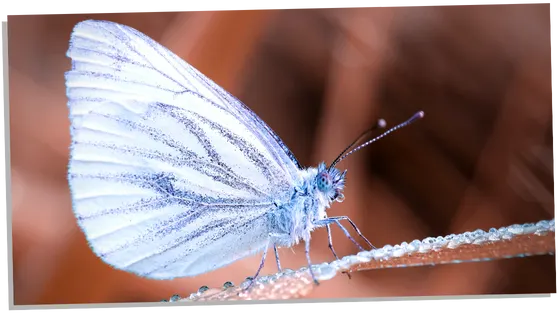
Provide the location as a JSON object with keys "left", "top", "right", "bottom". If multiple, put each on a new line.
{"left": 268, "top": 163, "right": 347, "bottom": 247}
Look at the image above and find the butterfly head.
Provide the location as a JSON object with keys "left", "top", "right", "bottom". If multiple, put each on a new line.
{"left": 316, "top": 162, "right": 347, "bottom": 203}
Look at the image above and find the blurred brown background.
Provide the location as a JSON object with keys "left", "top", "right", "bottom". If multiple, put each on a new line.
{"left": 8, "top": 4, "right": 555, "bottom": 305}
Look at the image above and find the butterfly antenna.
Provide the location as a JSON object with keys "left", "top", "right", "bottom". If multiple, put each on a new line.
{"left": 329, "top": 111, "right": 425, "bottom": 169}
{"left": 328, "top": 118, "right": 387, "bottom": 171}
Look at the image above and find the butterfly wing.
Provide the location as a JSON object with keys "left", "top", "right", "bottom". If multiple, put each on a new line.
{"left": 66, "top": 20, "right": 302, "bottom": 279}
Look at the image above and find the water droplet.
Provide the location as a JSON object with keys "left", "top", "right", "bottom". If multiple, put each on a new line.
{"left": 259, "top": 275, "right": 272, "bottom": 284}
{"left": 522, "top": 223, "right": 537, "bottom": 234}
{"left": 507, "top": 224, "right": 523, "bottom": 235}
{"left": 407, "top": 240, "right": 421, "bottom": 253}
{"left": 347, "top": 255, "right": 361, "bottom": 265}
{"left": 473, "top": 229, "right": 485, "bottom": 238}
{"left": 372, "top": 248, "right": 387, "bottom": 260}
{"left": 501, "top": 231, "right": 514, "bottom": 240}
{"left": 432, "top": 237, "right": 445, "bottom": 250}
{"left": 489, "top": 227, "right": 498, "bottom": 233}
{"left": 419, "top": 238, "right": 432, "bottom": 253}
{"left": 535, "top": 230, "right": 549, "bottom": 236}
{"left": 418, "top": 245, "right": 431, "bottom": 253}
{"left": 548, "top": 219, "right": 558, "bottom": 232}
{"left": 338, "top": 257, "right": 352, "bottom": 270}
{"left": 459, "top": 234, "right": 472, "bottom": 244}
{"left": 536, "top": 220, "right": 549, "bottom": 229}
{"left": 463, "top": 231, "right": 474, "bottom": 241}
{"left": 422, "top": 237, "right": 436, "bottom": 244}
{"left": 271, "top": 273, "right": 283, "bottom": 282}
{"left": 240, "top": 279, "right": 253, "bottom": 290}
{"left": 381, "top": 245, "right": 393, "bottom": 256}
{"left": 488, "top": 231, "right": 500, "bottom": 241}
{"left": 472, "top": 236, "right": 487, "bottom": 245}
{"left": 329, "top": 260, "right": 342, "bottom": 270}
{"left": 392, "top": 245, "right": 406, "bottom": 257}
{"left": 198, "top": 286, "right": 209, "bottom": 294}
{"left": 310, "top": 262, "right": 326, "bottom": 273}
{"left": 160, "top": 299, "right": 168, "bottom": 302}
{"left": 447, "top": 238, "right": 460, "bottom": 249}
{"left": 314, "top": 264, "right": 338, "bottom": 280}
{"left": 169, "top": 294, "right": 181, "bottom": 302}
{"left": 356, "top": 251, "right": 372, "bottom": 262}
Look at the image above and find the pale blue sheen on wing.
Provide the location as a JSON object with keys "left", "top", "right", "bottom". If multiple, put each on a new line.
{"left": 65, "top": 20, "right": 303, "bottom": 279}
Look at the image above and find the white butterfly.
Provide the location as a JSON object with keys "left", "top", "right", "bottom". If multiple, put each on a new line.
{"left": 65, "top": 19, "right": 423, "bottom": 284}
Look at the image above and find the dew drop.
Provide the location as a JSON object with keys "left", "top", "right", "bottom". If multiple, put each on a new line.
{"left": 447, "top": 238, "right": 460, "bottom": 249}
{"left": 329, "top": 260, "right": 342, "bottom": 270}
{"left": 474, "top": 229, "right": 485, "bottom": 238}
{"left": 372, "top": 248, "right": 387, "bottom": 260}
{"left": 392, "top": 245, "right": 406, "bottom": 257}
{"left": 257, "top": 275, "right": 270, "bottom": 284}
{"left": 418, "top": 241, "right": 432, "bottom": 253}
{"left": 536, "top": 220, "right": 550, "bottom": 230}
{"left": 407, "top": 240, "right": 421, "bottom": 253}
{"left": 240, "top": 279, "right": 253, "bottom": 290}
{"left": 314, "top": 264, "right": 338, "bottom": 281}
{"left": 507, "top": 224, "right": 524, "bottom": 235}
{"left": 522, "top": 223, "right": 537, "bottom": 234}
{"left": 501, "top": 231, "right": 514, "bottom": 240}
{"left": 422, "top": 237, "right": 436, "bottom": 244}
{"left": 356, "top": 251, "right": 372, "bottom": 262}
{"left": 488, "top": 231, "right": 501, "bottom": 241}
{"left": 535, "top": 230, "right": 549, "bottom": 236}
{"left": 346, "top": 255, "right": 361, "bottom": 265}
{"left": 472, "top": 236, "right": 487, "bottom": 245}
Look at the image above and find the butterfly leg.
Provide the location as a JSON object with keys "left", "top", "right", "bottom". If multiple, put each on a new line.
{"left": 326, "top": 223, "right": 352, "bottom": 279}
{"left": 328, "top": 216, "right": 375, "bottom": 249}
{"left": 333, "top": 221, "right": 365, "bottom": 251}
{"left": 314, "top": 218, "right": 365, "bottom": 251}
{"left": 305, "top": 240, "right": 320, "bottom": 286}
{"left": 273, "top": 244, "right": 282, "bottom": 272}
{"left": 326, "top": 224, "right": 340, "bottom": 260}
{"left": 245, "top": 245, "right": 269, "bottom": 290}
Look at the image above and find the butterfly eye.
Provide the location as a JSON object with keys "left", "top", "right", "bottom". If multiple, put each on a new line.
{"left": 317, "top": 173, "right": 332, "bottom": 192}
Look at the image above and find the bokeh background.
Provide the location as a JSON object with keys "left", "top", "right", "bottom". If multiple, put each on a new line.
{"left": 8, "top": 4, "right": 555, "bottom": 305}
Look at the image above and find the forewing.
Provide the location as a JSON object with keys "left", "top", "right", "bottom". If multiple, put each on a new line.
{"left": 66, "top": 20, "right": 299, "bottom": 279}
